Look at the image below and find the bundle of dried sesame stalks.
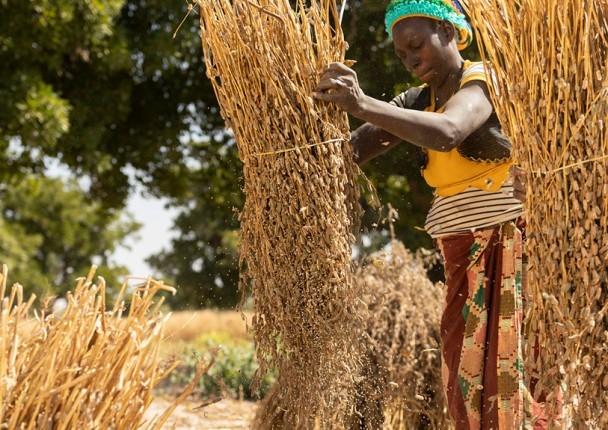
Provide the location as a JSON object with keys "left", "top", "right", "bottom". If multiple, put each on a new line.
{"left": 198, "top": 0, "right": 363, "bottom": 427}
{"left": 463, "top": 0, "right": 608, "bottom": 426}
{"left": 0, "top": 265, "right": 208, "bottom": 429}
{"left": 354, "top": 241, "right": 448, "bottom": 429}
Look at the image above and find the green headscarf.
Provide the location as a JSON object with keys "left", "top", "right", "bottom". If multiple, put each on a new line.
{"left": 385, "top": 0, "right": 473, "bottom": 50}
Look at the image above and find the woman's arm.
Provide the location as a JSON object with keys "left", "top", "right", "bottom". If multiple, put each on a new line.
{"left": 349, "top": 123, "right": 401, "bottom": 165}
{"left": 313, "top": 62, "right": 494, "bottom": 154}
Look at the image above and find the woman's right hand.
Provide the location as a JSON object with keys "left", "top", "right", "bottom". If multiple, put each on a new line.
{"left": 311, "top": 62, "right": 368, "bottom": 116}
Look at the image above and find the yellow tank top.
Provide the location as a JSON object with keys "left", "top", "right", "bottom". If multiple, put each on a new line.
{"left": 421, "top": 61, "right": 513, "bottom": 197}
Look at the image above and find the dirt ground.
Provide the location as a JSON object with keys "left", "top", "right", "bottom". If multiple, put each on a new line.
{"left": 144, "top": 397, "right": 259, "bottom": 430}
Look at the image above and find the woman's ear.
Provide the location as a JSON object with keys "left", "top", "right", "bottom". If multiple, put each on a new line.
{"left": 439, "top": 20, "right": 456, "bottom": 42}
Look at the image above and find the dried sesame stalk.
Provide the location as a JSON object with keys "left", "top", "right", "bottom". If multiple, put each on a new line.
{"left": 463, "top": 1, "right": 608, "bottom": 426}
{"left": 0, "top": 265, "right": 205, "bottom": 429}
{"left": 198, "top": 0, "right": 364, "bottom": 428}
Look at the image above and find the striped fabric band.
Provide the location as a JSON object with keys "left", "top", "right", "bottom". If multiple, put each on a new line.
{"left": 459, "top": 61, "right": 488, "bottom": 86}
{"left": 424, "top": 182, "right": 524, "bottom": 238}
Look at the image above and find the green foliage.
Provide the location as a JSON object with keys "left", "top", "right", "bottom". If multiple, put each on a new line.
{"left": 0, "top": 0, "right": 124, "bottom": 177}
{"left": 0, "top": 0, "right": 229, "bottom": 303}
{"left": 0, "top": 215, "right": 48, "bottom": 294}
{"left": 0, "top": 175, "right": 138, "bottom": 298}
{"left": 0, "top": 0, "right": 227, "bottom": 208}
{"left": 14, "top": 80, "right": 71, "bottom": 152}
{"left": 168, "top": 334, "right": 276, "bottom": 401}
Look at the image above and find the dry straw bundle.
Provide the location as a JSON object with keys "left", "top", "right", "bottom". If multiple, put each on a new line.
{"left": 463, "top": 0, "right": 608, "bottom": 426}
{"left": 0, "top": 265, "right": 208, "bottom": 429}
{"left": 197, "top": 0, "right": 363, "bottom": 427}
{"left": 353, "top": 241, "right": 449, "bottom": 430}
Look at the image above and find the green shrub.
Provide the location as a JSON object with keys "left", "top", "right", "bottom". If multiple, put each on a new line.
{"left": 166, "top": 334, "right": 276, "bottom": 401}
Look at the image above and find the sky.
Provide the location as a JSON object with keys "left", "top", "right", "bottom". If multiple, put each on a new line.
{"left": 111, "top": 192, "right": 179, "bottom": 278}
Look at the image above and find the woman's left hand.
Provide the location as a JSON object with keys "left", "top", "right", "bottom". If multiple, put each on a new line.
{"left": 511, "top": 165, "right": 527, "bottom": 203}
{"left": 312, "top": 62, "right": 367, "bottom": 115}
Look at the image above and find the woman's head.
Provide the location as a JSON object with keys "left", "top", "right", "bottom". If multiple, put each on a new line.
{"left": 390, "top": 17, "right": 457, "bottom": 83}
{"left": 385, "top": 0, "right": 473, "bottom": 50}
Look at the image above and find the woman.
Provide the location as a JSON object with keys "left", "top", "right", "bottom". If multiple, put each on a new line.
{"left": 313, "top": 0, "right": 548, "bottom": 428}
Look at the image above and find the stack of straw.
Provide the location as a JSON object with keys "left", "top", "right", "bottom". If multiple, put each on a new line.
{"left": 353, "top": 241, "right": 449, "bottom": 430}
{"left": 197, "top": 0, "right": 363, "bottom": 427}
{"left": 463, "top": 1, "right": 608, "bottom": 426}
{"left": 0, "top": 265, "right": 209, "bottom": 429}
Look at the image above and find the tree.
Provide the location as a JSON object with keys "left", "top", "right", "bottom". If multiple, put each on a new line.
{"left": 0, "top": 0, "right": 227, "bottom": 209}
{"left": 0, "top": 175, "right": 139, "bottom": 299}
{"left": 0, "top": 0, "right": 230, "bottom": 301}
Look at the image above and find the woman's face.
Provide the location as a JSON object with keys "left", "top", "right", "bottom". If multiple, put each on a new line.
{"left": 391, "top": 17, "right": 455, "bottom": 86}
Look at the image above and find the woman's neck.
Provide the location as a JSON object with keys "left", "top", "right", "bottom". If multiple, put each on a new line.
{"left": 432, "top": 59, "right": 465, "bottom": 108}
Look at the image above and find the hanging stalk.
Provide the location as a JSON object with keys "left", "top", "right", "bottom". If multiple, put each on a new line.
{"left": 463, "top": 0, "right": 608, "bottom": 426}
{"left": 198, "top": 0, "right": 364, "bottom": 427}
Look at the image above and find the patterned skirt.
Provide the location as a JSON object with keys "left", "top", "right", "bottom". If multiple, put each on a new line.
{"left": 436, "top": 219, "right": 553, "bottom": 430}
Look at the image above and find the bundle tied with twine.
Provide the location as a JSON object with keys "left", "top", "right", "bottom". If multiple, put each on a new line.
{"left": 0, "top": 265, "right": 212, "bottom": 429}
{"left": 197, "top": 0, "right": 364, "bottom": 427}
{"left": 463, "top": 0, "right": 608, "bottom": 426}
{"left": 353, "top": 241, "right": 449, "bottom": 430}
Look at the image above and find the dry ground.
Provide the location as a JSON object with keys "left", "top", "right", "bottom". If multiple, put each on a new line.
{"left": 145, "top": 396, "right": 258, "bottom": 430}
{"left": 146, "top": 310, "right": 258, "bottom": 429}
